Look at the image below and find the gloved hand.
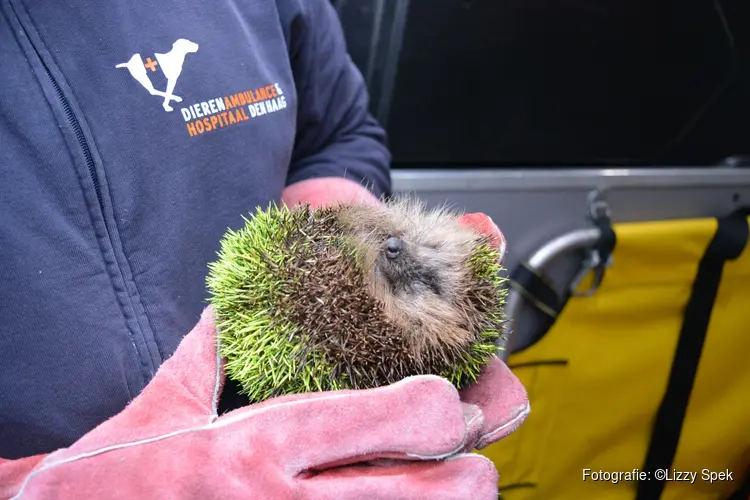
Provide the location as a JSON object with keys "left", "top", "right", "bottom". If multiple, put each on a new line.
{"left": 1, "top": 303, "right": 527, "bottom": 500}
{"left": 0, "top": 199, "right": 528, "bottom": 500}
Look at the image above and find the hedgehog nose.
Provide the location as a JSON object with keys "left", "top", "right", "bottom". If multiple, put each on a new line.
{"left": 385, "top": 236, "right": 404, "bottom": 259}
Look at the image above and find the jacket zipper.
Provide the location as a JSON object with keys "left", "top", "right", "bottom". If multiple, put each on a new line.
{"left": 4, "top": 0, "right": 105, "bottom": 211}
{"left": 6, "top": 0, "right": 160, "bottom": 382}
{"left": 41, "top": 56, "right": 159, "bottom": 379}
{"left": 43, "top": 66, "right": 106, "bottom": 213}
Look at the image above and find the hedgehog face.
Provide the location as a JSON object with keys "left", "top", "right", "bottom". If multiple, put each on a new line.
{"left": 364, "top": 200, "right": 481, "bottom": 306}
{"left": 334, "top": 198, "right": 501, "bottom": 355}
{"left": 376, "top": 233, "right": 445, "bottom": 297}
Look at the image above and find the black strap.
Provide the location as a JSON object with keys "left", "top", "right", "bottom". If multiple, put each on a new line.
{"left": 509, "top": 262, "right": 563, "bottom": 319}
{"left": 636, "top": 208, "right": 749, "bottom": 500}
{"left": 510, "top": 209, "right": 616, "bottom": 350}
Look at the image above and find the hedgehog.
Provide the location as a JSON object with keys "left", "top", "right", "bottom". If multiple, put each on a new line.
{"left": 206, "top": 197, "right": 507, "bottom": 404}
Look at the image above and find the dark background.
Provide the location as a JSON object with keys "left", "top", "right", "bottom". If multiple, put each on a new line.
{"left": 333, "top": 0, "right": 750, "bottom": 167}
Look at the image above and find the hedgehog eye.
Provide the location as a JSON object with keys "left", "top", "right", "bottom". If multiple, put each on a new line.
{"left": 385, "top": 236, "right": 404, "bottom": 260}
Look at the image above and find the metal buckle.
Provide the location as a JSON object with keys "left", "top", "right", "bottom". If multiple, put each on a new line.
{"left": 569, "top": 189, "right": 614, "bottom": 297}
{"left": 587, "top": 188, "right": 612, "bottom": 220}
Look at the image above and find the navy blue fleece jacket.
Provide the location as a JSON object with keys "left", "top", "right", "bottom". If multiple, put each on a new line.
{"left": 0, "top": 0, "right": 391, "bottom": 459}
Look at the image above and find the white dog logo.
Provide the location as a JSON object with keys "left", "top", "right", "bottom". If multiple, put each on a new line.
{"left": 116, "top": 38, "right": 199, "bottom": 112}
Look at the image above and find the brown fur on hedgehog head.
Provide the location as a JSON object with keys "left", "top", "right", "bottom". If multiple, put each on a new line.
{"left": 334, "top": 198, "right": 502, "bottom": 363}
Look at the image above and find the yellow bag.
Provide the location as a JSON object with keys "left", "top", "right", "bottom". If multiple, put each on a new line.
{"left": 483, "top": 209, "right": 750, "bottom": 500}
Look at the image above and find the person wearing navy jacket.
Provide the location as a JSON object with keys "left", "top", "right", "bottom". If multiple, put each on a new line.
{"left": 0, "top": 0, "right": 530, "bottom": 497}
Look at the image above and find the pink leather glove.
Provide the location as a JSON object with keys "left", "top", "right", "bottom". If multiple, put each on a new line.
{"left": 1, "top": 304, "right": 527, "bottom": 500}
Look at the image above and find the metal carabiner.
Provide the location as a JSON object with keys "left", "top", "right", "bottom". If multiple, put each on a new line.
{"left": 587, "top": 188, "right": 612, "bottom": 220}
{"left": 569, "top": 188, "right": 615, "bottom": 297}
{"left": 569, "top": 248, "right": 613, "bottom": 297}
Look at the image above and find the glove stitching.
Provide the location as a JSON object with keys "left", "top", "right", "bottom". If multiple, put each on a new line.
{"left": 10, "top": 426, "right": 202, "bottom": 500}
{"left": 443, "top": 452, "right": 495, "bottom": 464}
{"left": 476, "top": 402, "right": 530, "bottom": 449}
{"left": 210, "top": 312, "right": 223, "bottom": 424}
{"left": 14, "top": 315, "right": 225, "bottom": 499}
{"left": 12, "top": 376, "right": 465, "bottom": 498}
{"left": 465, "top": 410, "right": 482, "bottom": 429}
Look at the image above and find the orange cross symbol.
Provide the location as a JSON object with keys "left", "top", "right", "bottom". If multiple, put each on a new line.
{"left": 144, "top": 57, "right": 158, "bottom": 72}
